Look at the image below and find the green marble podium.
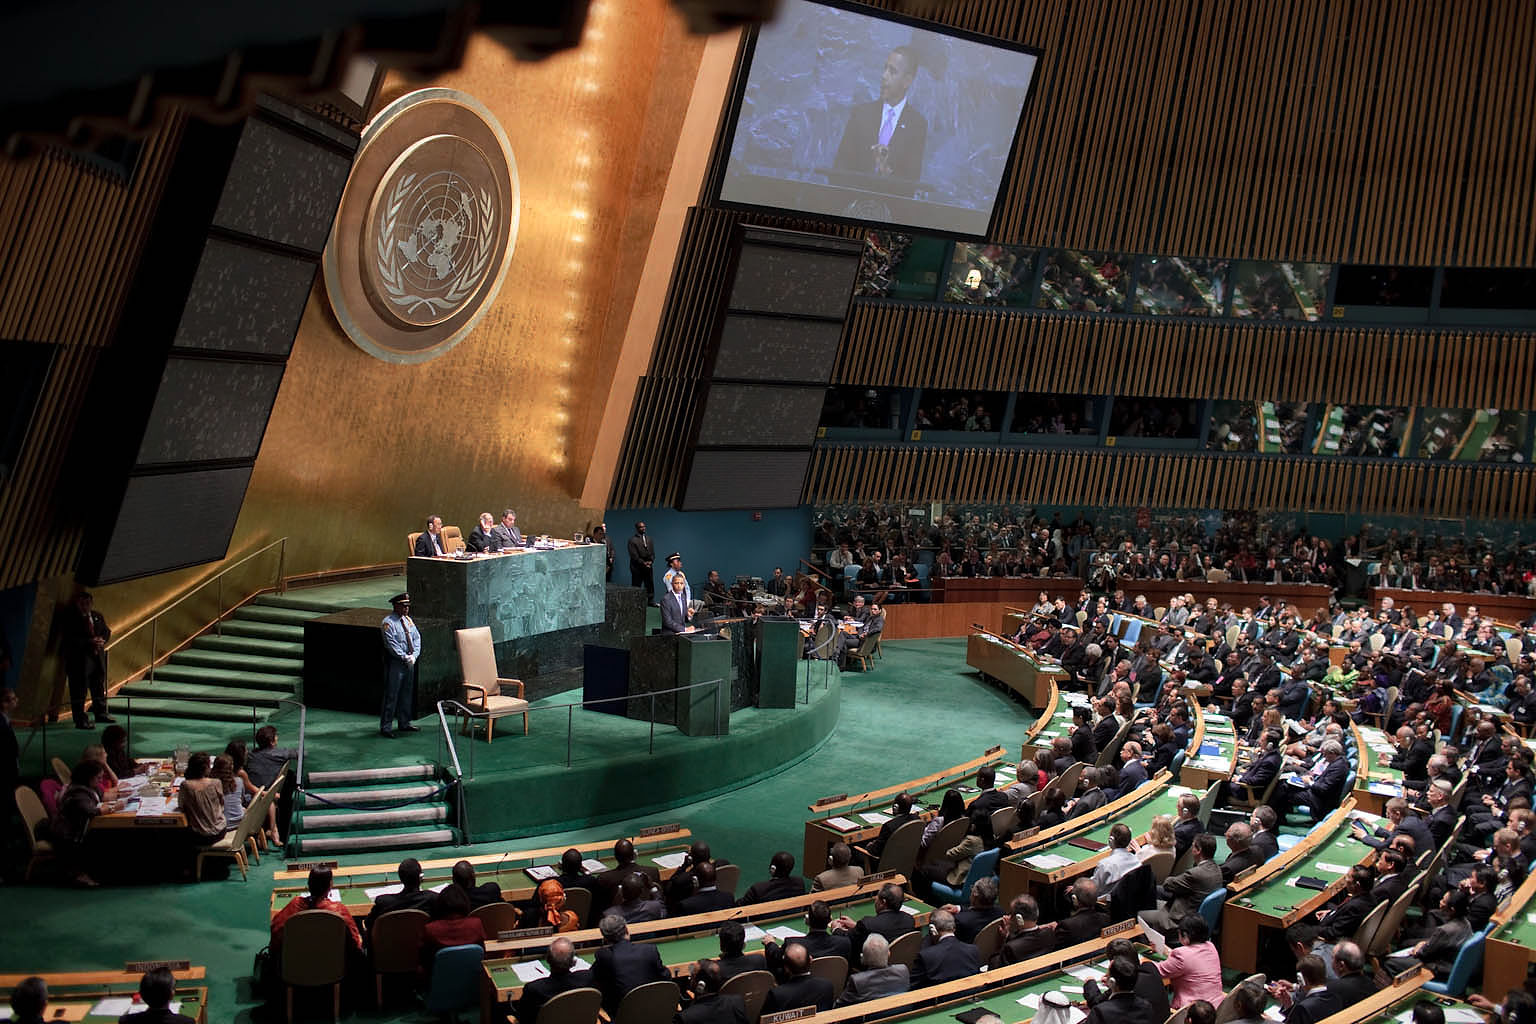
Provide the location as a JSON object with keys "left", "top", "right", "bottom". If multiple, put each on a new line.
{"left": 407, "top": 543, "right": 608, "bottom": 709}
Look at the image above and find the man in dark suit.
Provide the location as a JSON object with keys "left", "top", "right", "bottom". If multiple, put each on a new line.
{"left": 1054, "top": 879, "right": 1111, "bottom": 949}
{"left": 590, "top": 916, "right": 670, "bottom": 1015}
{"left": 1221, "top": 822, "right": 1262, "bottom": 883}
{"left": 365, "top": 858, "right": 438, "bottom": 934}
{"left": 1389, "top": 726, "right": 1434, "bottom": 784}
{"left": 861, "top": 793, "right": 917, "bottom": 868}
{"left": 833, "top": 933, "right": 909, "bottom": 1006}
{"left": 950, "top": 875, "right": 1003, "bottom": 942}
{"left": 1466, "top": 720, "right": 1507, "bottom": 788}
{"left": 911, "top": 910, "right": 981, "bottom": 986}
{"left": 1087, "top": 938, "right": 1170, "bottom": 1024}
{"left": 1278, "top": 954, "right": 1342, "bottom": 1024}
{"left": 678, "top": 862, "right": 735, "bottom": 915}
{"left": 614, "top": 873, "right": 667, "bottom": 923}
{"left": 715, "top": 920, "right": 768, "bottom": 981}
{"left": 1248, "top": 807, "right": 1280, "bottom": 864}
{"left": 553, "top": 848, "right": 600, "bottom": 905}
{"left": 760, "top": 943, "right": 834, "bottom": 1014}
{"left": 1083, "top": 956, "right": 1158, "bottom": 1024}
{"left": 1424, "top": 781, "right": 1458, "bottom": 847}
{"left": 1324, "top": 942, "right": 1379, "bottom": 1006}
{"left": 515, "top": 938, "right": 595, "bottom": 1024}
{"left": 1092, "top": 697, "right": 1121, "bottom": 752}
{"left": 775, "top": 901, "right": 852, "bottom": 966}
{"left": 1317, "top": 866, "right": 1376, "bottom": 942}
{"left": 1110, "top": 743, "right": 1149, "bottom": 799}
{"left": 1069, "top": 767, "right": 1110, "bottom": 819}
{"left": 467, "top": 512, "right": 499, "bottom": 553}
{"left": 1367, "top": 849, "right": 1412, "bottom": 906}
{"left": 1145, "top": 835, "right": 1222, "bottom": 932}
{"left": 1225, "top": 731, "right": 1283, "bottom": 807}
{"left": 490, "top": 508, "right": 523, "bottom": 550}
{"left": 1354, "top": 797, "right": 1433, "bottom": 856}
{"left": 448, "top": 860, "right": 504, "bottom": 912}
{"left": 627, "top": 522, "right": 655, "bottom": 602}
{"left": 738, "top": 851, "right": 807, "bottom": 905}
{"left": 661, "top": 574, "right": 695, "bottom": 634}
{"left": 967, "top": 764, "right": 1012, "bottom": 821}
{"left": 833, "top": 882, "right": 916, "bottom": 967}
{"left": 413, "top": 515, "right": 446, "bottom": 557}
{"left": 1282, "top": 741, "right": 1349, "bottom": 820}
{"left": 1071, "top": 706, "right": 1099, "bottom": 765}
{"left": 989, "top": 894, "right": 1055, "bottom": 967}
{"left": 833, "top": 46, "right": 927, "bottom": 187}
{"left": 58, "top": 590, "right": 113, "bottom": 728}
{"left": 592, "top": 839, "right": 661, "bottom": 922}
{"left": 678, "top": 960, "right": 748, "bottom": 1024}
{"left": 123, "top": 969, "right": 196, "bottom": 1024}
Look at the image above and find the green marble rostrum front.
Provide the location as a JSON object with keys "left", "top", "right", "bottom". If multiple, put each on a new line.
{"left": 407, "top": 543, "right": 607, "bottom": 709}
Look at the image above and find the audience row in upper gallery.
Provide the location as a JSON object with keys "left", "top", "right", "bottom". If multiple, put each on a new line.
{"left": 819, "top": 387, "right": 1533, "bottom": 463}
{"left": 857, "top": 231, "right": 1536, "bottom": 323}
{"left": 809, "top": 506, "right": 1536, "bottom": 597}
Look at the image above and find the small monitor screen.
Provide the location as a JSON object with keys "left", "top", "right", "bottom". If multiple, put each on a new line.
{"left": 717, "top": 0, "right": 1040, "bottom": 237}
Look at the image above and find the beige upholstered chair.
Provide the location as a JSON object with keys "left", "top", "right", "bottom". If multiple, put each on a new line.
{"left": 370, "top": 908, "right": 429, "bottom": 1006}
{"left": 455, "top": 626, "right": 529, "bottom": 741}
{"left": 470, "top": 901, "right": 520, "bottom": 935}
{"left": 15, "top": 786, "right": 55, "bottom": 881}
{"left": 440, "top": 525, "right": 466, "bottom": 553}
{"left": 407, "top": 532, "right": 423, "bottom": 557}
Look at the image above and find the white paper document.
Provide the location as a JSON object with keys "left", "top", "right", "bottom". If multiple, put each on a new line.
{"left": 1026, "top": 853, "right": 1075, "bottom": 870}
{"left": 1444, "top": 1011, "right": 1484, "bottom": 1024}
{"left": 525, "top": 865, "right": 557, "bottom": 881}
{"left": 428, "top": 881, "right": 450, "bottom": 893}
{"left": 136, "top": 797, "right": 171, "bottom": 817}
{"left": 743, "top": 925, "right": 767, "bottom": 942}
{"left": 512, "top": 961, "right": 550, "bottom": 983}
{"left": 1314, "top": 862, "right": 1350, "bottom": 874}
{"left": 860, "top": 812, "right": 892, "bottom": 825}
{"left": 766, "top": 926, "right": 805, "bottom": 941}
{"left": 92, "top": 1000, "right": 135, "bottom": 1016}
{"left": 365, "top": 883, "right": 404, "bottom": 898}
{"left": 1067, "top": 964, "right": 1104, "bottom": 981}
{"left": 123, "top": 1003, "right": 182, "bottom": 1017}
{"left": 581, "top": 859, "right": 607, "bottom": 873}
{"left": 1138, "top": 913, "right": 1169, "bottom": 955}
{"left": 1018, "top": 994, "right": 1042, "bottom": 1009}
{"left": 826, "top": 816, "right": 861, "bottom": 831}
{"left": 651, "top": 852, "right": 689, "bottom": 870}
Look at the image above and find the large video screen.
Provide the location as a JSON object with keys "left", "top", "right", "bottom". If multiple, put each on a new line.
{"left": 717, "top": 0, "right": 1040, "bottom": 237}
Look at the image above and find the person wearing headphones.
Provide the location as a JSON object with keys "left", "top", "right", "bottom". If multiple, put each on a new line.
{"left": 1054, "top": 878, "right": 1110, "bottom": 949}
{"left": 989, "top": 893, "right": 1054, "bottom": 966}
{"left": 1084, "top": 955, "right": 1159, "bottom": 1024}
{"left": 414, "top": 514, "right": 446, "bottom": 557}
{"left": 678, "top": 959, "right": 749, "bottom": 1024}
{"left": 737, "top": 851, "right": 807, "bottom": 905}
{"left": 814, "top": 841, "right": 865, "bottom": 891}
{"left": 911, "top": 909, "right": 981, "bottom": 987}
{"left": 513, "top": 939, "right": 593, "bottom": 1024}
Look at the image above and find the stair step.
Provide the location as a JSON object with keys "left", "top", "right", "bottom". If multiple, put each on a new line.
{"left": 154, "top": 663, "right": 300, "bottom": 690}
{"left": 169, "top": 654, "right": 301, "bottom": 675}
{"left": 121, "top": 698, "right": 273, "bottom": 723}
{"left": 120, "top": 681, "right": 293, "bottom": 706}
{"left": 307, "top": 764, "right": 437, "bottom": 786}
{"left": 292, "top": 827, "right": 455, "bottom": 855}
{"left": 186, "top": 635, "right": 305, "bottom": 659}
{"left": 297, "top": 804, "right": 448, "bottom": 831}
{"left": 298, "top": 783, "right": 441, "bottom": 808}
{"left": 235, "top": 605, "right": 323, "bottom": 626}
{"left": 221, "top": 620, "right": 306, "bottom": 641}
{"left": 253, "top": 593, "right": 347, "bottom": 614}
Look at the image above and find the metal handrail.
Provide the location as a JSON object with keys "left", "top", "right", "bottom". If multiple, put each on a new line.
{"left": 435, "top": 700, "right": 472, "bottom": 840}
{"left": 104, "top": 537, "right": 288, "bottom": 685}
{"left": 435, "top": 674, "right": 730, "bottom": 778}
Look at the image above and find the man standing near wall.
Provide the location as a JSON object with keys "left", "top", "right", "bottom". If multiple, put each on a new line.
{"left": 628, "top": 522, "right": 655, "bottom": 604}
{"left": 380, "top": 592, "right": 421, "bottom": 739}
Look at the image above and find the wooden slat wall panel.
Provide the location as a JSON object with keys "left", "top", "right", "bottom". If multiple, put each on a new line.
{"left": 833, "top": 0, "right": 1535, "bottom": 265}
{"left": 805, "top": 444, "right": 1536, "bottom": 518}
{"left": 0, "top": 117, "right": 185, "bottom": 590}
{"left": 834, "top": 302, "right": 1536, "bottom": 410}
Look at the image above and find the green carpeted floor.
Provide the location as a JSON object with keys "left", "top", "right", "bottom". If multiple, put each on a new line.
{"left": 1, "top": 638, "right": 1036, "bottom": 1024}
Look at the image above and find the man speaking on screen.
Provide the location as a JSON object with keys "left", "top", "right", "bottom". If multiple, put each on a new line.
{"left": 834, "top": 45, "right": 927, "bottom": 186}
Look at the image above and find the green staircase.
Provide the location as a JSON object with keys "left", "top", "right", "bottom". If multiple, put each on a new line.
{"left": 290, "top": 763, "right": 459, "bottom": 855}
{"left": 117, "top": 594, "right": 331, "bottom": 722}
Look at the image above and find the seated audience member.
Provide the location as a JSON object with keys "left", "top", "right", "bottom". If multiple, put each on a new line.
{"left": 1084, "top": 956, "right": 1159, "bottom": 1024}
{"left": 515, "top": 938, "right": 594, "bottom": 1024}
{"left": 52, "top": 759, "right": 118, "bottom": 887}
{"left": 614, "top": 872, "right": 666, "bottom": 923}
{"left": 760, "top": 943, "right": 834, "bottom": 1015}
{"left": 715, "top": 920, "right": 767, "bottom": 981}
{"left": 990, "top": 893, "right": 1054, "bottom": 967}
{"left": 1084, "top": 937, "right": 1172, "bottom": 1023}
{"left": 1223, "top": 729, "right": 1282, "bottom": 806}
{"left": 536, "top": 880, "right": 582, "bottom": 933}
{"left": 1221, "top": 822, "right": 1261, "bottom": 882}
{"left": 365, "top": 857, "right": 438, "bottom": 932}
{"left": 1466, "top": 990, "right": 1536, "bottom": 1024}
{"left": 920, "top": 789, "right": 968, "bottom": 853}
{"left": 764, "top": 899, "right": 853, "bottom": 979}
{"left": 1187, "top": 1001, "right": 1218, "bottom": 1024}
{"left": 1093, "top": 824, "right": 1142, "bottom": 890}
{"left": 449, "top": 860, "right": 505, "bottom": 911}
{"left": 945, "top": 875, "right": 1003, "bottom": 942}
{"left": 911, "top": 909, "right": 981, "bottom": 987}
{"left": 210, "top": 753, "right": 248, "bottom": 830}
{"left": 272, "top": 867, "right": 362, "bottom": 953}
{"left": 247, "top": 724, "right": 297, "bottom": 789}
{"left": 178, "top": 752, "right": 227, "bottom": 847}
{"left": 833, "top": 882, "right": 917, "bottom": 967}
{"left": 1038, "top": 785, "right": 1070, "bottom": 829}
{"left": 1173, "top": 793, "right": 1203, "bottom": 858}
{"left": 814, "top": 842, "right": 865, "bottom": 891}
{"left": 467, "top": 512, "right": 498, "bottom": 553}
{"left": 1325, "top": 942, "right": 1379, "bottom": 1005}
{"left": 1269, "top": 953, "right": 1341, "bottom": 1024}
{"left": 1383, "top": 889, "right": 1473, "bottom": 980}
{"left": 678, "top": 862, "right": 735, "bottom": 915}
{"left": 835, "top": 933, "right": 909, "bottom": 1006}
{"left": 421, "top": 883, "right": 486, "bottom": 968}
{"left": 917, "top": 809, "right": 993, "bottom": 900}
{"left": 591, "top": 915, "right": 670, "bottom": 1015}
{"left": 968, "top": 764, "right": 1011, "bottom": 819}
{"left": 100, "top": 724, "right": 141, "bottom": 780}
{"left": 1316, "top": 866, "right": 1375, "bottom": 943}
{"left": 1221, "top": 981, "right": 1269, "bottom": 1024}
{"left": 1055, "top": 879, "right": 1111, "bottom": 949}
{"left": 665, "top": 840, "right": 729, "bottom": 909}
{"left": 9, "top": 977, "right": 47, "bottom": 1024}
{"left": 1353, "top": 796, "right": 1433, "bottom": 854}
{"left": 124, "top": 968, "right": 195, "bottom": 1024}
{"left": 1110, "top": 742, "right": 1149, "bottom": 798}
{"left": 1138, "top": 814, "right": 1177, "bottom": 864}
{"left": 1156, "top": 914, "right": 1223, "bottom": 1009}
{"left": 1145, "top": 835, "right": 1222, "bottom": 932}
{"left": 1249, "top": 806, "right": 1280, "bottom": 863}
{"left": 678, "top": 960, "right": 748, "bottom": 1024}
{"left": 865, "top": 791, "right": 919, "bottom": 866}
{"left": 738, "top": 851, "right": 807, "bottom": 905}
{"left": 1068, "top": 767, "right": 1110, "bottom": 819}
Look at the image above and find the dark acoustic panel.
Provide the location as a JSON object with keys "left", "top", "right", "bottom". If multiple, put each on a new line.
{"left": 135, "top": 358, "right": 286, "bottom": 465}
{"left": 212, "top": 116, "right": 353, "bottom": 253}
{"left": 94, "top": 466, "right": 253, "bottom": 583}
{"left": 696, "top": 383, "right": 824, "bottom": 447}
{"left": 681, "top": 449, "right": 811, "bottom": 510}
{"left": 713, "top": 314, "right": 843, "bottom": 383}
{"left": 727, "top": 243, "right": 861, "bottom": 318}
{"left": 172, "top": 237, "right": 318, "bottom": 356}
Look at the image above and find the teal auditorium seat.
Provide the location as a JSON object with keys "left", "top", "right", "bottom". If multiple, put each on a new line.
{"left": 930, "top": 846, "right": 1002, "bottom": 906}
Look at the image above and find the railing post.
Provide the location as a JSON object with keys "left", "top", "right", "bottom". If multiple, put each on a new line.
{"left": 715, "top": 679, "right": 722, "bottom": 738}
{"left": 277, "top": 538, "right": 287, "bottom": 594}
{"left": 216, "top": 576, "right": 223, "bottom": 636}
{"left": 567, "top": 705, "right": 574, "bottom": 767}
{"left": 649, "top": 693, "right": 656, "bottom": 755}
{"left": 251, "top": 703, "right": 257, "bottom": 740}
{"left": 149, "top": 619, "right": 157, "bottom": 683}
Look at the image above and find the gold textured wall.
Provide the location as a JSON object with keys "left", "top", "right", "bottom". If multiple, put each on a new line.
{"left": 91, "top": 1, "right": 707, "bottom": 635}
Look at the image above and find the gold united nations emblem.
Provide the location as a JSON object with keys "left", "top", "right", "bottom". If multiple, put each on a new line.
{"left": 324, "top": 88, "right": 519, "bottom": 363}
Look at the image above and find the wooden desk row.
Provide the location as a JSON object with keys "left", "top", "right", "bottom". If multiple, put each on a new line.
{"left": 965, "top": 633, "right": 1064, "bottom": 709}
{"left": 0, "top": 968, "right": 208, "bottom": 1024}
{"left": 1482, "top": 866, "right": 1536, "bottom": 998}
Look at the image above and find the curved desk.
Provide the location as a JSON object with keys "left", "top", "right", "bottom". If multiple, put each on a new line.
{"left": 1352, "top": 721, "right": 1407, "bottom": 815}
{"left": 1482, "top": 868, "right": 1536, "bottom": 998}
{"left": 967, "top": 632, "right": 1065, "bottom": 708}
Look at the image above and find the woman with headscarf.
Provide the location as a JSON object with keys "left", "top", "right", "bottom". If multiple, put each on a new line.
{"left": 536, "top": 879, "right": 581, "bottom": 932}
